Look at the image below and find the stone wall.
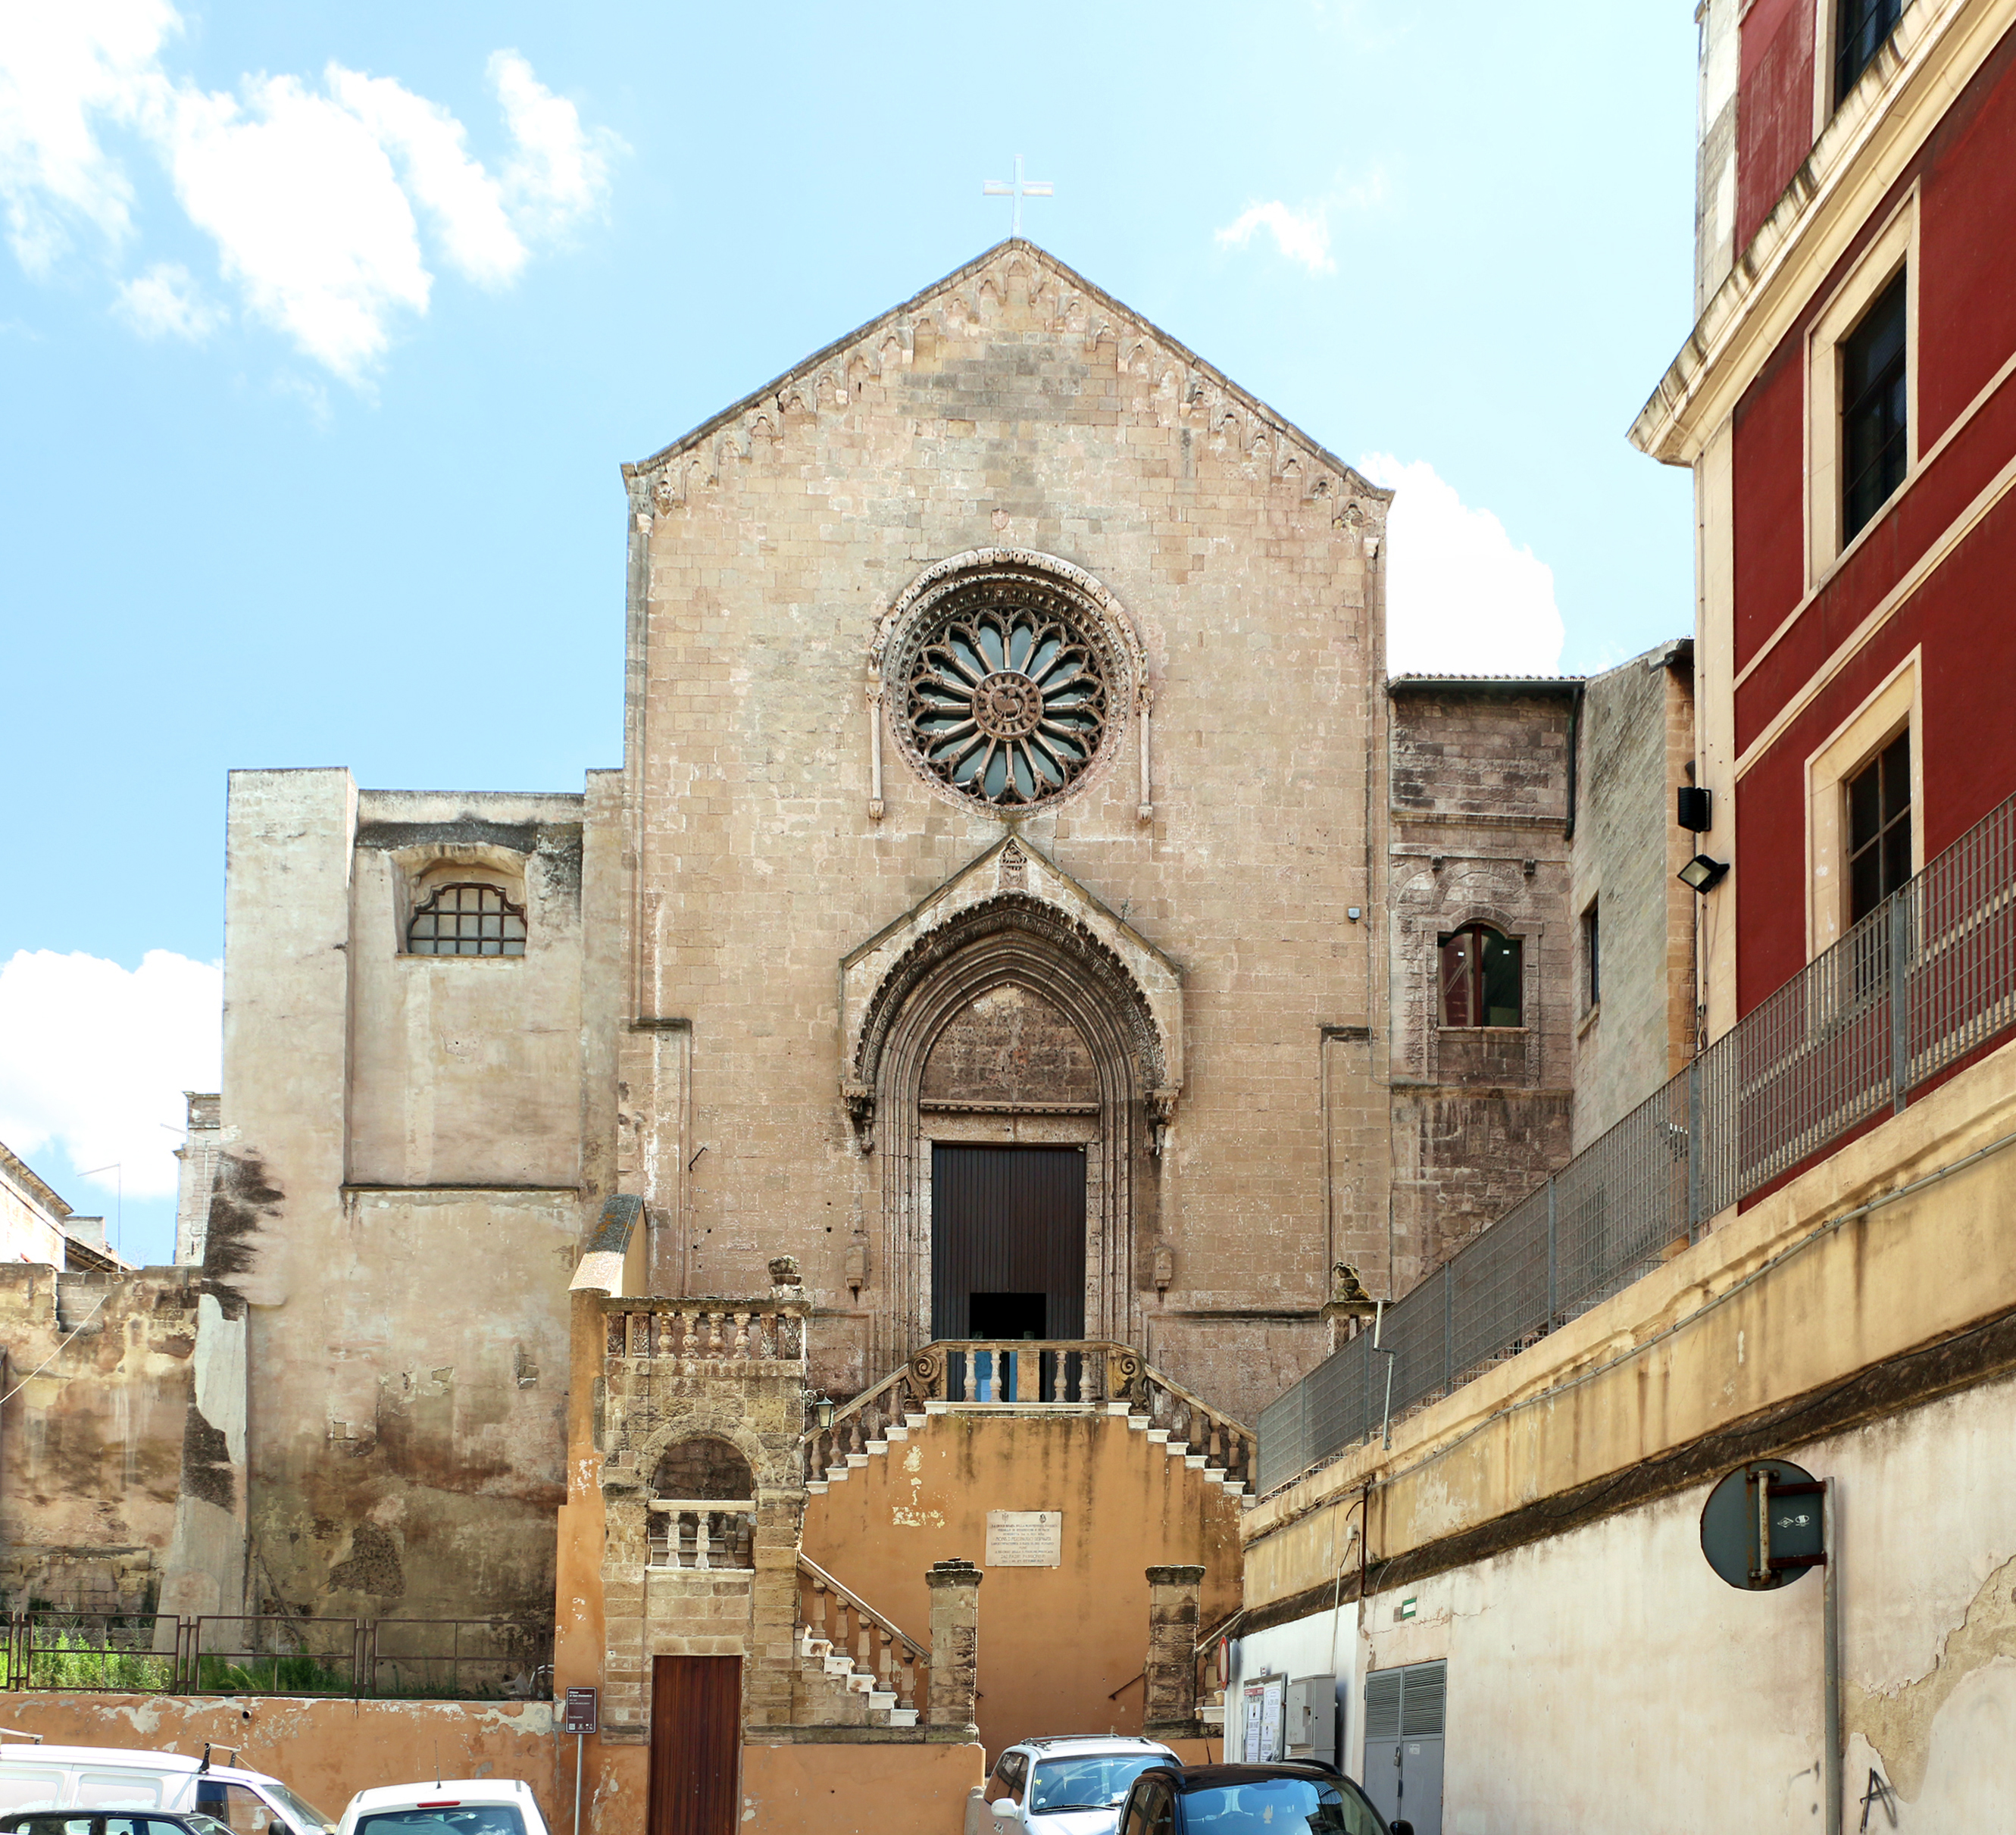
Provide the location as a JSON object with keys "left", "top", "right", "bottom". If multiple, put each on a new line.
{"left": 0, "top": 1266, "right": 200, "bottom": 1613}
{"left": 1570, "top": 643, "right": 1698, "bottom": 1148}
{"left": 220, "top": 771, "right": 590, "bottom": 1621}
{"left": 1386, "top": 686, "right": 1578, "bottom": 1290}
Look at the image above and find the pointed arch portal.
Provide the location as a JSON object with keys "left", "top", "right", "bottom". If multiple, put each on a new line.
{"left": 853, "top": 891, "right": 1171, "bottom": 1362}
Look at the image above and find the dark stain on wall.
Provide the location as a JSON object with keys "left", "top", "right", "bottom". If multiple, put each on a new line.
{"left": 181, "top": 1407, "right": 235, "bottom": 1511}
{"left": 202, "top": 1153, "right": 283, "bottom": 1311}
{"left": 327, "top": 1521, "right": 407, "bottom": 1598}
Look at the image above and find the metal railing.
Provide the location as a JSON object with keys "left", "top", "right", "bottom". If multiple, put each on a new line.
{"left": 1256, "top": 794, "right": 2016, "bottom": 1496}
{"left": 2, "top": 1612, "right": 552, "bottom": 1699}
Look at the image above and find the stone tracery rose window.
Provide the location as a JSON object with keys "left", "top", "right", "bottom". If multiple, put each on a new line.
{"left": 896, "top": 580, "right": 1111, "bottom": 809}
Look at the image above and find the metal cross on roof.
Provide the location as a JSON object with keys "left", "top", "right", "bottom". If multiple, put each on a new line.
{"left": 982, "top": 155, "right": 1053, "bottom": 237}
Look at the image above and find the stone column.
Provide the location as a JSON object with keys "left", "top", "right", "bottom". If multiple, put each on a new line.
{"left": 926, "top": 1558, "right": 983, "bottom": 1735}
{"left": 1143, "top": 1564, "right": 1206, "bottom": 1737}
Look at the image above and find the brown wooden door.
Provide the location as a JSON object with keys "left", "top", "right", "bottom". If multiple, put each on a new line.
{"left": 931, "top": 1143, "right": 1086, "bottom": 1340}
{"left": 648, "top": 1655, "right": 739, "bottom": 1835}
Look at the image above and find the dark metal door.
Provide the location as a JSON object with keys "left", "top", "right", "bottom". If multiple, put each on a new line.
{"left": 930, "top": 1144, "right": 1086, "bottom": 1340}
{"left": 648, "top": 1655, "right": 739, "bottom": 1835}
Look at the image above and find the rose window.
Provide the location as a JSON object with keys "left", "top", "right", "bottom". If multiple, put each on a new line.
{"left": 898, "top": 583, "right": 1111, "bottom": 809}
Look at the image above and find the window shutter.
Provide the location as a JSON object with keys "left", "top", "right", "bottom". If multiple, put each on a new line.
{"left": 1401, "top": 1661, "right": 1446, "bottom": 1738}
{"left": 1364, "top": 1670, "right": 1402, "bottom": 1741}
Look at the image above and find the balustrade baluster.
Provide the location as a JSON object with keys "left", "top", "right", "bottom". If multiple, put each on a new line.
{"left": 733, "top": 1311, "right": 750, "bottom": 1357}
{"left": 697, "top": 1511, "right": 714, "bottom": 1570}
{"left": 680, "top": 1310, "right": 697, "bottom": 1355}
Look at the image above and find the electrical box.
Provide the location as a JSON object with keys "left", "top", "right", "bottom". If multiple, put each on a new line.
{"left": 1286, "top": 1674, "right": 1337, "bottom": 1764}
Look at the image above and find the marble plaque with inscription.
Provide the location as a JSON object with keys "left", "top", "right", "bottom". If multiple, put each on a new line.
{"left": 984, "top": 1509, "right": 1062, "bottom": 1567}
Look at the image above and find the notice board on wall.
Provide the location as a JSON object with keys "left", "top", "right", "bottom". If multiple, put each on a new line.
{"left": 985, "top": 1510, "right": 1063, "bottom": 1566}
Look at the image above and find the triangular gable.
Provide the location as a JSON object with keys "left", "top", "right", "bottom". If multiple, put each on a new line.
{"left": 622, "top": 238, "right": 1390, "bottom": 523}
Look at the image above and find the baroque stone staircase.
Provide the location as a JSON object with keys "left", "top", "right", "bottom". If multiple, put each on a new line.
{"left": 792, "top": 1552, "right": 926, "bottom": 1728}
{"left": 805, "top": 1340, "right": 1257, "bottom": 1505}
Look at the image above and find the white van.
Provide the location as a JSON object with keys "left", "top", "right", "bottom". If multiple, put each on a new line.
{"left": 0, "top": 1747, "right": 333, "bottom": 1835}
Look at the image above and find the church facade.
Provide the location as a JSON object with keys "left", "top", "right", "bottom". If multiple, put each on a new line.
{"left": 0, "top": 245, "right": 1689, "bottom": 1806}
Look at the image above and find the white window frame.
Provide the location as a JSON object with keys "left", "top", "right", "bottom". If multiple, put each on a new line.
{"left": 1804, "top": 646, "right": 1922, "bottom": 958}
{"left": 1805, "top": 183, "right": 1919, "bottom": 591}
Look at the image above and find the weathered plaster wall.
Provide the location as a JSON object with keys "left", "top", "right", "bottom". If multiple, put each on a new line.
{"left": 740, "top": 1740, "right": 985, "bottom": 1833}
{"left": 1569, "top": 645, "right": 1698, "bottom": 1149}
{"left": 1240, "top": 1033, "right": 2016, "bottom": 1827}
{"left": 801, "top": 1406, "right": 1242, "bottom": 1756}
{"left": 1386, "top": 688, "right": 1577, "bottom": 1290}
{"left": 618, "top": 241, "right": 1391, "bottom": 1418}
{"left": 0, "top": 1267, "right": 200, "bottom": 1612}
{"left": 1, "top": 1143, "right": 71, "bottom": 1268}
{"left": 223, "top": 771, "right": 588, "bottom": 1621}
{"left": 1238, "top": 1373, "right": 2016, "bottom": 1833}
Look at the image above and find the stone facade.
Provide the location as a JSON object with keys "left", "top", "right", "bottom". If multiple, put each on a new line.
{"left": 170, "top": 243, "right": 1695, "bottom": 1737}
{"left": 1386, "top": 682, "right": 1580, "bottom": 1290}
{"left": 172, "top": 1093, "right": 221, "bottom": 1267}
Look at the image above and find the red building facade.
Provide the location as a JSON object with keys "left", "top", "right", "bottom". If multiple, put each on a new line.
{"left": 1634, "top": 0, "right": 2016, "bottom": 1032}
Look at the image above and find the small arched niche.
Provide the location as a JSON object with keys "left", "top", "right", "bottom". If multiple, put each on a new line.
{"left": 920, "top": 983, "right": 1097, "bottom": 1108}
{"left": 650, "top": 1435, "right": 755, "bottom": 1501}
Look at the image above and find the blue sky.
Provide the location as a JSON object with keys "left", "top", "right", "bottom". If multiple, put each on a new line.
{"left": 0, "top": 1, "right": 1701, "bottom": 1264}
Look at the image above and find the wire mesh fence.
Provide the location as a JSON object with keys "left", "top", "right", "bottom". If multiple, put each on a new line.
{"left": 1256, "top": 794, "right": 2016, "bottom": 1498}
{"left": 0, "top": 1613, "right": 553, "bottom": 1699}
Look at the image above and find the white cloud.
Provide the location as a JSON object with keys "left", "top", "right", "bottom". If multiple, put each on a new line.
{"left": 114, "top": 258, "right": 221, "bottom": 339}
{"left": 0, "top": 0, "right": 177, "bottom": 272}
{"left": 1358, "top": 453, "right": 1566, "bottom": 677}
{"left": 150, "top": 72, "right": 433, "bottom": 378}
{"left": 489, "top": 50, "right": 614, "bottom": 239}
{"left": 0, "top": 949, "right": 221, "bottom": 1202}
{"left": 0, "top": 5, "right": 617, "bottom": 380}
{"left": 1217, "top": 200, "right": 1335, "bottom": 274}
{"left": 330, "top": 66, "right": 527, "bottom": 288}
{"left": 1214, "top": 172, "right": 1388, "bottom": 277}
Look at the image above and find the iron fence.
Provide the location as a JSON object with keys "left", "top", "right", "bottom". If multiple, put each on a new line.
{"left": 0, "top": 1613, "right": 552, "bottom": 1699}
{"left": 1256, "top": 794, "right": 2016, "bottom": 1497}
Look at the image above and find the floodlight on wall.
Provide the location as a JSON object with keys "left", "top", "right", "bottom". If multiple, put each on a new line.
{"left": 1678, "top": 853, "right": 1730, "bottom": 894}
{"left": 1677, "top": 786, "right": 1714, "bottom": 833}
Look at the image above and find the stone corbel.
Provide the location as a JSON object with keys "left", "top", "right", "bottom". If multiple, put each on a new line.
{"left": 1145, "top": 1086, "right": 1180, "bottom": 1157}
{"left": 843, "top": 1080, "right": 877, "bottom": 1154}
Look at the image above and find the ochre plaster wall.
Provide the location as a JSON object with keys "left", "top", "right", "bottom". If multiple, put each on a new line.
{"left": 0, "top": 1696, "right": 567, "bottom": 1833}
{"left": 802, "top": 1408, "right": 1241, "bottom": 1756}
{"left": 740, "top": 1741, "right": 983, "bottom": 1834}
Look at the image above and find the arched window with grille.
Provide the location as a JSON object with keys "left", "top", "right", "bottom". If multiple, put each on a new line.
{"left": 1439, "top": 923, "right": 1521, "bottom": 1028}
{"left": 406, "top": 882, "right": 527, "bottom": 957}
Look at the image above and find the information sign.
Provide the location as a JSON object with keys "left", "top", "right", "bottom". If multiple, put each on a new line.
{"left": 563, "top": 1686, "right": 599, "bottom": 1734}
{"left": 985, "top": 1510, "right": 1063, "bottom": 1567}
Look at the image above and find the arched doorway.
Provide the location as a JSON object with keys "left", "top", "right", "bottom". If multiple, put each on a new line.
{"left": 852, "top": 890, "right": 1170, "bottom": 1364}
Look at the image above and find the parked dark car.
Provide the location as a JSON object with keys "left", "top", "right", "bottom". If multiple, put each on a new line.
{"left": 1, "top": 1815, "right": 236, "bottom": 1835}
{"left": 1114, "top": 1762, "right": 1405, "bottom": 1835}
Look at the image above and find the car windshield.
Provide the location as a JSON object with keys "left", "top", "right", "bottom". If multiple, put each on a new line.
{"left": 261, "top": 1787, "right": 332, "bottom": 1835}
{"left": 1029, "top": 1756, "right": 1167, "bottom": 1813}
{"left": 355, "top": 1812, "right": 523, "bottom": 1835}
{"left": 1179, "top": 1777, "right": 1383, "bottom": 1834}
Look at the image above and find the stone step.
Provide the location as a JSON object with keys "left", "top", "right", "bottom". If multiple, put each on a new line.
{"left": 887, "top": 1708, "right": 920, "bottom": 1728}
{"left": 1146, "top": 1427, "right": 1170, "bottom": 1444}
{"left": 806, "top": 1480, "right": 830, "bottom": 1495}
{"left": 1164, "top": 1440, "right": 1188, "bottom": 1457}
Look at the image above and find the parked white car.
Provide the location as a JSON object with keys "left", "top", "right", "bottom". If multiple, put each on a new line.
{"left": 969, "top": 1737, "right": 1179, "bottom": 1835}
{"left": 0, "top": 1747, "right": 331, "bottom": 1835}
{"left": 333, "top": 1781, "right": 548, "bottom": 1835}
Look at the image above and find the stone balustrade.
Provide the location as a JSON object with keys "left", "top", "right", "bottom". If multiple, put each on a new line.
{"left": 647, "top": 1499, "right": 757, "bottom": 1571}
{"left": 602, "top": 1297, "right": 809, "bottom": 1364}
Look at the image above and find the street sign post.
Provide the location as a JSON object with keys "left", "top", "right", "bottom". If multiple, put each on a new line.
{"left": 1702, "top": 1461, "right": 1840, "bottom": 1835}
{"left": 562, "top": 1687, "right": 597, "bottom": 1835}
